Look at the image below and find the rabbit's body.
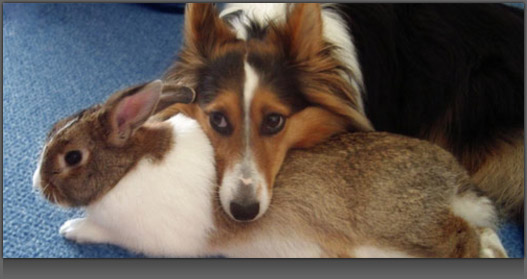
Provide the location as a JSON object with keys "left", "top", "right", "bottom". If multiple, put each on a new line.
{"left": 35, "top": 81, "right": 507, "bottom": 257}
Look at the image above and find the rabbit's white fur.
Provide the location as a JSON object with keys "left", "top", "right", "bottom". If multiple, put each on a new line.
{"left": 60, "top": 114, "right": 217, "bottom": 257}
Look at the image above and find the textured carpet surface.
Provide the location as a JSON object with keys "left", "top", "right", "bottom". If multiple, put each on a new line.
{"left": 2, "top": 3, "right": 524, "bottom": 258}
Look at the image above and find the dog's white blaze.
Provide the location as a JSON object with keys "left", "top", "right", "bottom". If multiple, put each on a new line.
{"left": 242, "top": 60, "right": 258, "bottom": 169}
{"left": 243, "top": 61, "right": 258, "bottom": 120}
{"left": 243, "top": 60, "right": 269, "bottom": 219}
{"left": 61, "top": 114, "right": 217, "bottom": 257}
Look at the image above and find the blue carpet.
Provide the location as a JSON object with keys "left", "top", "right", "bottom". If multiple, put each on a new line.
{"left": 2, "top": 3, "right": 524, "bottom": 258}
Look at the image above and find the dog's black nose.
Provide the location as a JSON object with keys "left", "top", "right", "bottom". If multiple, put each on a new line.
{"left": 230, "top": 201, "right": 260, "bottom": 221}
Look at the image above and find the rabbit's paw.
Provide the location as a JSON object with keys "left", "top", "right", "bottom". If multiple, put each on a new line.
{"left": 60, "top": 218, "right": 111, "bottom": 244}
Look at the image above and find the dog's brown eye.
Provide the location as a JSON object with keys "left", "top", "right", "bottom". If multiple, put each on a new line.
{"left": 65, "top": 150, "right": 82, "bottom": 166}
{"left": 210, "top": 111, "right": 232, "bottom": 135}
{"left": 261, "top": 113, "right": 285, "bottom": 135}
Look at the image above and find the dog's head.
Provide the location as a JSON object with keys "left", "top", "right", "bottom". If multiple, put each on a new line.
{"left": 165, "top": 3, "right": 373, "bottom": 221}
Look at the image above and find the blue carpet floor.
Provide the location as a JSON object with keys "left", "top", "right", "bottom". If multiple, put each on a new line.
{"left": 2, "top": 3, "right": 524, "bottom": 258}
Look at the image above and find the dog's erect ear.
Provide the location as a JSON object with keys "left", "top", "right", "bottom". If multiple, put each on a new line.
{"left": 105, "top": 80, "right": 162, "bottom": 147}
{"left": 184, "top": 3, "right": 237, "bottom": 58}
{"left": 283, "top": 3, "right": 324, "bottom": 62}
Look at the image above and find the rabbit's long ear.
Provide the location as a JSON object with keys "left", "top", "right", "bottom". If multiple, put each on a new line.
{"left": 104, "top": 80, "right": 162, "bottom": 147}
{"left": 154, "top": 84, "right": 196, "bottom": 114}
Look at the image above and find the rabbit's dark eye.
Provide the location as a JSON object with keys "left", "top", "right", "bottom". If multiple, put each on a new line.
{"left": 65, "top": 150, "right": 82, "bottom": 166}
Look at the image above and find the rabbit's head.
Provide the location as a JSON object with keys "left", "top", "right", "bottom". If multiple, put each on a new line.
{"left": 33, "top": 80, "right": 167, "bottom": 207}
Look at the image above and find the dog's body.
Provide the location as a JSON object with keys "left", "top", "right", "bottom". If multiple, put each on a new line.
{"left": 202, "top": 3, "right": 524, "bottom": 221}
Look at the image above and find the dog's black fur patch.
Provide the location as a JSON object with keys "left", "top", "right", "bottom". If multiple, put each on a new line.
{"left": 337, "top": 4, "right": 523, "bottom": 157}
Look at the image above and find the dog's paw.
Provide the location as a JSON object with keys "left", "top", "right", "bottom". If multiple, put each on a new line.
{"left": 478, "top": 227, "right": 508, "bottom": 258}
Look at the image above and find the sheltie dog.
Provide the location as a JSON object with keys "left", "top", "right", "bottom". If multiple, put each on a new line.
{"left": 160, "top": 3, "right": 524, "bottom": 222}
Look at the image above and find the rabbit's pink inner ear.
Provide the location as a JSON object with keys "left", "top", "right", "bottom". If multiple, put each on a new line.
{"left": 116, "top": 94, "right": 153, "bottom": 130}
{"left": 109, "top": 81, "right": 162, "bottom": 146}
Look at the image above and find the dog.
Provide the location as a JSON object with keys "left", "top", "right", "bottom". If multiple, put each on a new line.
{"left": 160, "top": 3, "right": 524, "bottom": 222}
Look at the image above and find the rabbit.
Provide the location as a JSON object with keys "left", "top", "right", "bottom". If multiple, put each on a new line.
{"left": 32, "top": 80, "right": 507, "bottom": 258}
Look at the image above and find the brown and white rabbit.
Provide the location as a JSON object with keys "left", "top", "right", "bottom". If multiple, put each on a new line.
{"left": 33, "top": 80, "right": 507, "bottom": 258}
